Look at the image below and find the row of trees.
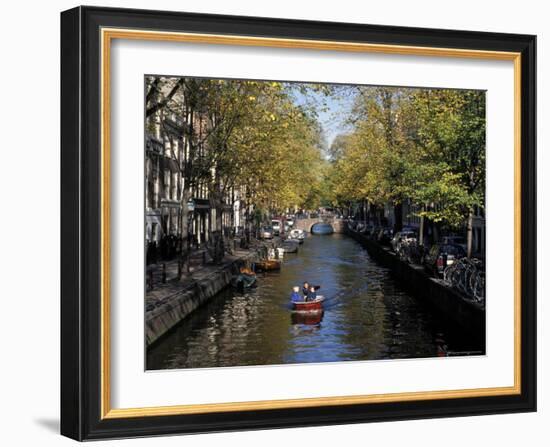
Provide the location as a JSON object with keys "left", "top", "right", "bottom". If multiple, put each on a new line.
{"left": 146, "top": 79, "right": 485, "bottom": 259}
{"left": 326, "top": 86, "right": 486, "bottom": 256}
{"left": 146, "top": 77, "right": 325, "bottom": 261}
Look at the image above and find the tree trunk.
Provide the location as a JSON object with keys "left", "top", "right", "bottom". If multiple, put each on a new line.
{"left": 467, "top": 210, "right": 474, "bottom": 258}
{"left": 245, "top": 205, "right": 251, "bottom": 244}
{"left": 419, "top": 204, "right": 426, "bottom": 245}
{"left": 433, "top": 221, "right": 441, "bottom": 245}
{"left": 179, "top": 188, "right": 192, "bottom": 271}
{"left": 393, "top": 202, "right": 403, "bottom": 233}
{"left": 208, "top": 186, "right": 225, "bottom": 264}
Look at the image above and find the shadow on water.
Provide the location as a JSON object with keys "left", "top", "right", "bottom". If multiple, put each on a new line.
{"left": 147, "top": 233, "right": 484, "bottom": 370}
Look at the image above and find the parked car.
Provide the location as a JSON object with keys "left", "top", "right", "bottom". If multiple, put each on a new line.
{"left": 355, "top": 222, "right": 373, "bottom": 234}
{"left": 271, "top": 220, "right": 281, "bottom": 235}
{"left": 376, "top": 228, "right": 393, "bottom": 245}
{"left": 364, "top": 224, "right": 375, "bottom": 235}
{"left": 441, "top": 235, "right": 467, "bottom": 251}
{"left": 260, "top": 226, "right": 274, "bottom": 239}
{"left": 370, "top": 226, "right": 382, "bottom": 238}
{"left": 391, "top": 230, "right": 417, "bottom": 252}
{"left": 424, "top": 243, "right": 467, "bottom": 276}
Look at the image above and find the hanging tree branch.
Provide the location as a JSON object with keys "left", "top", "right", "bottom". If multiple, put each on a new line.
{"left": 146, "top": 79, "right": 184, "bottom": 117}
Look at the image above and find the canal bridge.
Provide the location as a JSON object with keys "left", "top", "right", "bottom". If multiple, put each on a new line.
{"left": 293, "top": 216, "right": 345, "bottom": 233}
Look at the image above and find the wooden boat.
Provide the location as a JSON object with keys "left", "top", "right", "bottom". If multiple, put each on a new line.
{"left": 292, "top": 296, "right": 324, "bottom": 312}
{"left": 291, "top": 311, "right": 324, "bottom": 325}
{"left": 254, "top": 259, "right": 281, "bottom": 272}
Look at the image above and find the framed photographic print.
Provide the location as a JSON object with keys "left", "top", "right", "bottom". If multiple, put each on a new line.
{"left": 60, "top": 6, "right": 536, "bottom": 441}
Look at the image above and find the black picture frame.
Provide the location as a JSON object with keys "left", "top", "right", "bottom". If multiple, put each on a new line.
{"left": 61, "top": 5, "right": 536, "bottom": 441}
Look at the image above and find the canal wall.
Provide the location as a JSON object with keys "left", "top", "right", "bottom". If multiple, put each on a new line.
{"left": 145, "top": 254, "right": 252, "bottom": 346}
{"left": 346, "top": 228, "right": 485, "bottom": 342}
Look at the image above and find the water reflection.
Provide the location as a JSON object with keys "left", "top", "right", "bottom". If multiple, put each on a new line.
{"left": 147, "top": 234, "right": 482, "bottom": 370}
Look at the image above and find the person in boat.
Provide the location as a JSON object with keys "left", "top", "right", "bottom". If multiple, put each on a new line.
{"left": 290, "top": 286, "right": 303, "bottom": 303}
{"left": 306, "top": 286, "right": 317, "bottom": 302}
{"left": 303, "top": 281, "right": 321, "bottom": 296}
{"left": 302, "top": 282, "right": 310, "bottom": 297}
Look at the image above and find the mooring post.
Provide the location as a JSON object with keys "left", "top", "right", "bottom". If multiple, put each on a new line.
{"left": 162, "top": 263, "right": 166, "bottom": 283}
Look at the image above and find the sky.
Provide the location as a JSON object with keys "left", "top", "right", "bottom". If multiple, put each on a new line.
{"left": 289, "top": 85, "right": 357, "bottom": 155}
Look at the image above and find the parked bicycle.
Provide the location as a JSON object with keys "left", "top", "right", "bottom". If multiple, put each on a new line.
{"left": 443, "top": 257, "right": 485, "bottom": 305}
{"left": 396, "top": 238, "right": 424, "bottom": 264}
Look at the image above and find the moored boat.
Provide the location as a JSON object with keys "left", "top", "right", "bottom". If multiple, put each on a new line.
{"left": 254, "top": 259, "right": 281, "bottom": 272}
{"left": 281, "top": 240, "right": 299, "bottom": 253}
{"left": 288, "top": 228, "right": 305, "bottom": 243}
{"left": 292, "top": 296, "right": 324, "bottom": 312}
{"left": 231, "top": 273, "right": 257, "bottom": 290}
{"left": 267, "top": 247, "right": 285, "bottom": 259}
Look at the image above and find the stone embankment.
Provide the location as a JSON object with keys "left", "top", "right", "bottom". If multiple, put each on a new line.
{"left": 146, "top": 250, "right": 255, "bottom": 346}
{"left": 347, "top": 227, "right": 485, "bottom": 343}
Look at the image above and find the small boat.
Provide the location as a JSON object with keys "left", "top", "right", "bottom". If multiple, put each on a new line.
{"left": 231, "top": 273, "right": 257, "bottom": 290}
{"left": 254, "top": 259, "right": 281, "bottom": 272}
{"left": 281, "top": 240, "right": 299, "bottom": 253}
{"left": 292, "top": 296, "right": 324, "bottom": 312}
{"left": 291, "top": 311, "right": 324, "bottom": 325}
{"left": 288, "top": 229, "right": 305, "bottom": 243}
{"left": 267, "top": 248, "right": 285, "bottom": 259}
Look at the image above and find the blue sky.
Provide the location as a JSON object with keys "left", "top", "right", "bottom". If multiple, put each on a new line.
{"left": 289, "top": 85, "right": 356, "bottom": 154}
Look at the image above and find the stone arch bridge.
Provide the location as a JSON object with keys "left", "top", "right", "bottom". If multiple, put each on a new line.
{"left": 293, "top": 217, "right": 345, "bottom": 233}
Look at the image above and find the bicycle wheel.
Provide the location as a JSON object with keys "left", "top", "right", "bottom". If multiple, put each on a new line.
{"left": 472, "top": 272, "right": 486, "bottom": 304}
{"left": 443, "top": 263, "right": 456, "bottom": 284}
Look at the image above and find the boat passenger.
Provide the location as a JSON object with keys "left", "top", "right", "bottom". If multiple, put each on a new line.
{"left": 306, "top": 286, "right": 317, "bottom": 302}
{"left": 302, "top": 282, "right": 310, "bottom": 297}
{"left": 290, "top": 286, "right": 303, "bottom": 303}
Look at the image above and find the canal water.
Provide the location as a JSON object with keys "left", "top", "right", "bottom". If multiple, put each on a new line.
{"left": 147, "top": 233, "right": 482, "bottom": 370}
